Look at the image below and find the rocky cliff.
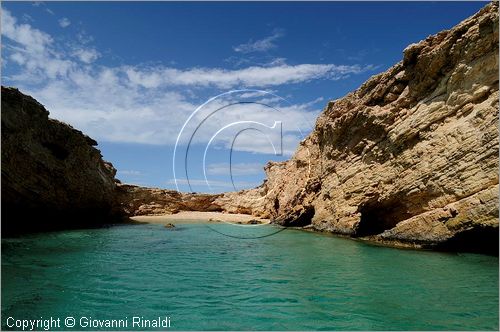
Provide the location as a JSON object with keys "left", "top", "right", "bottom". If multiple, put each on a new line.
{"left": 1, "top": 87, "right": 124, "bottom": 234}
{"left": 1, "top": 86, "right": 225, "bottom": 234}
{"left": 216, "top": 3, "right": 499, "bottom": 254}
{"left": 2, "top": 3, "right": 498, "bottom": 253}
{"left": 116, "top": 184, "right": 222, "bottom": 216}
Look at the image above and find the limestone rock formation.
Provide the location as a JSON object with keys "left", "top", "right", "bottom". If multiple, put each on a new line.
{"left": 2, "top": 3, "right": 497, "bottom": 254}
{"left": 1, "top": 86, "right": 123, "bottom": 234}
{"left": 116, "top": 184, "right": 222, "bottom": 216}
{"left": 216, "top": 3, "right": 499, "bottom": 254}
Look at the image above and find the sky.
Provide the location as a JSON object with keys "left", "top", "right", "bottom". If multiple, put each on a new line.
{"left": 1, "top": 1, "right": 487, "bottom": 193}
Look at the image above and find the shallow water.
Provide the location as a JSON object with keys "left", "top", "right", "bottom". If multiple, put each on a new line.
{"left": 2, "top": 223, "right": 498, "bottom": 330}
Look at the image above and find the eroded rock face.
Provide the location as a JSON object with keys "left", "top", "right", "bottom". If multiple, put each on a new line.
{"left": 1, "top": 87, "right": 123, "bottom": 234}
{"left": 1, "top": 87, "right": 224, "bottom": 233}
{"left": 116, "top": 184, "right": 222, "bottom": 216}
{"left": 216, "top": 3, "right": 499, "bottom": 253}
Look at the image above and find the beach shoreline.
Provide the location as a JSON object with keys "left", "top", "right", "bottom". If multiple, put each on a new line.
{"left": 130, "top": 211, "right": 271, "bottom": 225}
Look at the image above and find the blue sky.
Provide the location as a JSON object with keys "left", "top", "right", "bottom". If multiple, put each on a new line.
{"left": 1, "top": 1, "right": 486, "bottom": 193}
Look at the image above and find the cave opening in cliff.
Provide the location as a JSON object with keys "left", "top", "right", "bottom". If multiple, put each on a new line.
{"left": 436, "top": 226, "right": 499, "bottom": 256}
{"left": 281, "top": 205, "right": 315, "bottom": 227}
{"left": 294, "top": 206, "right": 315, "bottom": 227}
{"left": 355, "top": 201, "right": 411, "bottom": 237}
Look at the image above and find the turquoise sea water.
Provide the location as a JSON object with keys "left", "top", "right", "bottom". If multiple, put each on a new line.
{"left": 2, "top": 223, "right": 499, "bottom": 330}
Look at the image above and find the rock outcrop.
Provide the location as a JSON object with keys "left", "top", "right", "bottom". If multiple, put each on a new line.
{"left": 116, "top": 184, "right": 222, "bottom": 216}
{"left": 0, "top": 87, "right": 223, "bottom": 234}
{"left": 1, "top": 87, "right": 123, "bottom": 234}
{"left": 216, "top": 3, "right": 499, "bottom": 254}
{"left": 2, "top": 3, "right": 497, "bottom": 254}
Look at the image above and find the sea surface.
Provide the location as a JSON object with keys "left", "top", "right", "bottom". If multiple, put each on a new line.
{"left": 2, "top": 223, "right": 499, "bottom": 330}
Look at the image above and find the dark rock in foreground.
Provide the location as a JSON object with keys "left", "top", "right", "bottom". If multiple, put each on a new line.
{"left": 0, "top": 86, "right": 225, "bottom": 235}
{"left": 1, "top": 87, "right": 123, "bottom": 235}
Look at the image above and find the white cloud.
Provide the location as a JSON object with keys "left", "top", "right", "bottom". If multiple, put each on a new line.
{"left": 233, "top": 29, "right": 284, "bottom": 53}
{"left": 22, "top": 14, "right": 34, "bottom": 22}
{"left": 1, "top": 9, "right": 373, "bottom": 155}
{"left": 265, "top": 57, "right": 287, "bottom": 66}
{"left": 206, "top": 162, "right": 264, "bottom": 176}
{"left": 124, "top": 63, "right": 373, "bottom": 89}
{"left": 72, "top": 48, "right": 100, "bottom": 63}
{"left": 2, "top": 10, "right": 73, "bottom": 82}
{"left": 58, "top": 17, "right": 71, "bottom": 28}
{"left": 2, "top": 10, "right": 52, "bottom": 53}
{"left": 76, "top": 30, "right": 94, "bottom": 44}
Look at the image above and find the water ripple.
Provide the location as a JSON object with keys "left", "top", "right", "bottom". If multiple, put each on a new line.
{"left": 2, "top": 223, "right": 498, "bottom": 330}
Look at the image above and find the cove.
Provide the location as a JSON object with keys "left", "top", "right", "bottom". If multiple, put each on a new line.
{"left": 2, "top": 223, "right": 498, "bottom": 330}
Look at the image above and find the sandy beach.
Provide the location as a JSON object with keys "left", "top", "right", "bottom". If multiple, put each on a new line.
{"left": 130, "top": 211, "right": 270, "bottom": 225}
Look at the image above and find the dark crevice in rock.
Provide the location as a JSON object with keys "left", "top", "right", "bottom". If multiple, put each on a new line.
{"left": 435, "top": 226, "right": 499, "bottom": 256}
{"left": 278, "top": 205, "right": 315, "bottom": 227}
{"left": 42, "top": 142, "right": 70, "bottom": 160}
{"left": 355, "top": 201, "right": 412, "bottom": 237}
{"left": 274, "top": 198, "right": 280, "bottom": 211}
{"left": 294, "top": 206, "right": 315, "bottom": 227}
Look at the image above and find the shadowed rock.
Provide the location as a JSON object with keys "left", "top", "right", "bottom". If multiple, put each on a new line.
{"left": 1, "top": 86, "right": 124, "bottom": 235}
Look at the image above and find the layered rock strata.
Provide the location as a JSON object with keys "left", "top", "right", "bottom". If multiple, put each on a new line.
{"left": 215, "top": 3, "right": 499, "bottom": 254}
{"left": 116, "top": 184, "right": 222, "bottom": 216}
{"left": 2, "top": 3, "right": 498, "bottom": 254}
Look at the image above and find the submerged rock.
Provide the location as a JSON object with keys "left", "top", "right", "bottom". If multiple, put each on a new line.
{"left": 215, "top": 3, "right": 499, "bottom": 254}
{"left": 1, "top": 87, "right": 124, "bottom": 235}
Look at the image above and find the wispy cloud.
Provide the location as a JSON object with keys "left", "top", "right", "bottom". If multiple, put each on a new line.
{"left": 22, "top": 13, "right": 34, "bottom": 22}
{"left": 31, "top": 0, "right": 54, "bottom": 15}
{"left": 72, "top": 48, "right": 100, "bottom": 63}
{"left": 58, "top": 17, "right": 71, "bottom": 28}
{"left": 233, "top": 29, "right": 284, "bottom": 54}
{"left": 206, "top": 162, "right": 264, "bottom": 176}
{"left": 124, "top": 63, "right": 372, "bottom": 89}
{"left": 3, "top": 8, "right": 369, "bottom": 89}
{"left": 1, "top": 9, "right": 374, "bottom": 154}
